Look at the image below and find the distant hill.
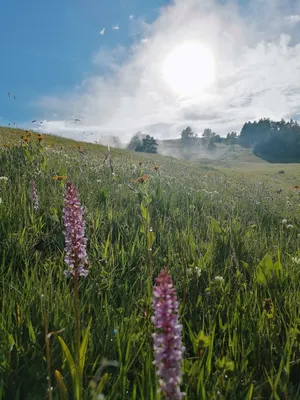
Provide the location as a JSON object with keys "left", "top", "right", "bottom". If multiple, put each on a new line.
{"left": 157, "top": 139, "right": 265, "bottom": 166}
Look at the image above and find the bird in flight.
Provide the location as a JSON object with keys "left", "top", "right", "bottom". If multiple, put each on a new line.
{"left": 99, "top": 28, "right": 105, "bottom": 35}
{"left": 74, "top": 118, "right": 81, "bottom": 123}
{"left": 32, "top": 120, "right": 37, "bottom": 123}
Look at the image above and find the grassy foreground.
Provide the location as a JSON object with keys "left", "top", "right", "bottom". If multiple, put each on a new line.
{"left": 1, "top": 128, "right": 300, "bottom": 399}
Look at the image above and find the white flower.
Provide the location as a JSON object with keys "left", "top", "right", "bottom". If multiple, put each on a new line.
{"left": 281, "top": 219, "right": 288, "bottom": 225}
{"left": 292, "top": 257, "right": 300, "bottom": 265}
{"left": 0, "top": 176, "right": 8, "bottom": 182}
{"left": 187, "top": 267, "right": 202, "bottom": 278}
{"left": 214, "top": 276, "right": 224, "bottom": 283}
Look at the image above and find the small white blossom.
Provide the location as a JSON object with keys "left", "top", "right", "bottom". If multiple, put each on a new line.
{"left": 0, "top": 176, "right": 8, "bottom": 182}
{"left": 281, "top": 219, "right": 288, "bottom": 225}
{"left": 187, "top": 267, "right": 202, "bottom": 278}
{"left": 214, "top": 276, "right": 224, "bottom": 283}
{"left": 292, "top": 257, "right": 300, "bottom": 265}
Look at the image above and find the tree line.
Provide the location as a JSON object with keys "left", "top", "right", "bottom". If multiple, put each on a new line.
{"left": 127, "top": 118, "right": 300, "bottom": 163}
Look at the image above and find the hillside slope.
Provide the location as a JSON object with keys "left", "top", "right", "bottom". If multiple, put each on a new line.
{"left": 1, "top": 126, "right": 300, "bottom": 189}
{"left": 158, "top": 139, "right": 264, "bottom": 165}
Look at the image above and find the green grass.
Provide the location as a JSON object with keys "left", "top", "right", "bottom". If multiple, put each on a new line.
{"left": 1, "top": 127, "right": 300, "bottom": 399}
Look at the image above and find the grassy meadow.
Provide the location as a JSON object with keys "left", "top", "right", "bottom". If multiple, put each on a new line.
{"left": 1, "top": 127, "right": 300, "bottom": 399}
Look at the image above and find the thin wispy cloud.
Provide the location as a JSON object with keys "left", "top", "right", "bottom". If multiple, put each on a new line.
{"left": 112, "top": 25, "right": 120, "bottom": 30}
{"left": 285, "top": 15, "right": 300, "bottom": 27}
{"left": 99, "top": 28, "right": 105, "bottom": 35}
{"left": 38, "top": 0, "right": 300, "bottom": 142}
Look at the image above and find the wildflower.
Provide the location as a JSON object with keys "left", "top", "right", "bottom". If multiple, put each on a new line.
{"left": 152, "top": 268, "right": 185, "bottom": 400}
{"left": 63, "top": 181, "right": 89, "bottom": 278}
{"left": 37, "top": 134, "right": 43, "bottom": 143}
{"left": 153, "top": 164, "right": 160, "bottom": 171}
{"left": 52, "top": 175, "right": 67, "bottom": 181}
{"left": 22, "top": 135, "right": 30, "bottom": 143}
{"left": 187, "top": 266, "right": 201, "bottom": 278}
{"left": 131, "top": 174, "right": 149, "bottom": 184}
{"left": 263, "top": 298, "right": 274, "bottom": 318}
{"left": 214, "top": 276, "right": 224, "bottom": 283}
{"left": 281, "top": 219, "right": 288, "bottom": 225}
{"left": 292, "top": 257, "right": 300, "bottom": 265}
{"left": 0, "top": 176, "right": 8, "bottom": 182}
{"left": 30, "top": 181, "right": 39, "bottom": 212}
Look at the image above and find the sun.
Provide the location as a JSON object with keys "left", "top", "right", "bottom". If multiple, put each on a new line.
{"left": 162, "top": 41, "right": 215, "bottom": 96}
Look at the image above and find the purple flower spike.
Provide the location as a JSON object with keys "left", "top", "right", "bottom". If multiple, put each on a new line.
{"left": 152, "top": 268, "right": 185, "bottom": 400}
{"left": 63, "top": 181, "right": 89, "bottom": 278}
{"left": 30, "top": 181, "right": 39, "bottom": 212}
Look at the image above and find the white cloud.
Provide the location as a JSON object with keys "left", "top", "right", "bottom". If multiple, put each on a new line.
{"left": 129, "top": 15, "right": 134, "bottom": 20}
{"left": 112, "top": 25, "right": 120, "bottom": 30}
{"left": 285, "top": 15, "right": 300, "bottom": 27}
{"left": 37, "top": 0, "right": 300, "bottom": 142}
{"left": 99, "top": 28, "right": 105, "bottom": 35}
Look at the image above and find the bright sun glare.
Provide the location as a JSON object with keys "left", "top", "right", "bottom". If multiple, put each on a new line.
{"left": 162, "top": 41, "right": 215, "bottom": 96}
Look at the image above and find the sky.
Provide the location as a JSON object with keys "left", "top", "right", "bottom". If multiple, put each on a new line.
{"left": 1, "top": 0, "right": 300, "bottom": 143}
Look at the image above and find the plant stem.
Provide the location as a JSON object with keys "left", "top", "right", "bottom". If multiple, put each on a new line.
{"left": 42, "top": 293, "right": 52, "bottom": 400}
{"left": 74, "top": 274, "right": 82, "bottom": 400}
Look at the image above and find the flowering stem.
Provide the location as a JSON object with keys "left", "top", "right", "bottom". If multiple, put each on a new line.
{"left": 73, "top": 274, "right": 82, "bottom": 400}
{"left": 152, "top": 268, "right": 185, "bottom": 399}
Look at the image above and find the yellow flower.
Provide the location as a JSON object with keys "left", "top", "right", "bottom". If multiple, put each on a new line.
{"left": 37, "top": 134, "right": 43, "bottom": 142}
{"left": 21, "top": 135, "right": 30, "bottom": 143}
{"left": 52, "top": 175, "right": 67, "bottom": 181}
{"left": 130, "top": 174, "right": 149, "bottom": 184}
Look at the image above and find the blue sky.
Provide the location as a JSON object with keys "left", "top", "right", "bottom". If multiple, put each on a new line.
{"left": 0, "top": 0, "right": 166, "bottom": 124}
{"left": 1, "top": 0, "right": 300, "bottom": 142}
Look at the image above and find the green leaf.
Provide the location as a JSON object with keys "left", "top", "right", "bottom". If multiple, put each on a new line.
{"left": 27, "top": 320, "right": 36, "bottom": 343}
{"left": 274, "top": 249, "right": 283, "bottom": 279}
{"left": 246, "top": 383, "right": 254, "bottom": 400}
{"left": 140, "top": 203, "right": 149, "bottom": 222}
{"left": 79, "top": 318, "right": 92, "bottom": 376}
{"left": 147, "top": 231, "right": 155, "bottom": 249}
{"left": 211, "top": 218, "right": 222, "bottom": 234}
{"left": 225, "top": 360, "right": 235, "bottom": 372}
{"left": 55, "top": 370, "right": 69, "bottom": 400}
{"left": 58, "top": 165, "right": 67, "bottom": 177}
{"left": 196, "top": 331, "right": 210, "bottom": 348}
{"left": 58, "top": 336, "right": 76, "bottom": 389}
{"left": 255, "top": 254, "right": 273, "bottom": 285}
{"left": 96, "top": 373, "right": 109, "bottom": 394}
